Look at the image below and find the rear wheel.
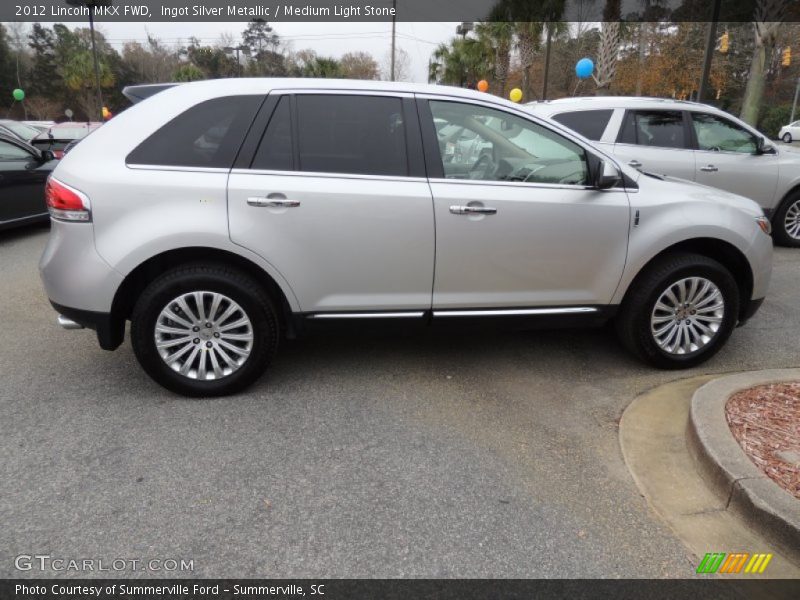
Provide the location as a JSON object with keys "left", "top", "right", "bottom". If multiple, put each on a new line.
{"left": 772, "top": 192, "right": 800, "bottom": 247}
{"left": 131, "top": 264, "right": 279, "bottom": 397}
{"left": 783, "top": 132, "right": 793, "bottom": 143}
{"left": 616, "top": 253, "right": 739, "bottom": 369}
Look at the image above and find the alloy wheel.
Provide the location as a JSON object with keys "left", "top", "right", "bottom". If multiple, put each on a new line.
{"left": 784, "top": 199, "right": 800, "bottom": 240}
{"left": 154, "top": 291, "right": 254, "bottom": 380}
{"left": 650, "top": 277, "right": 724, "bottom": 355}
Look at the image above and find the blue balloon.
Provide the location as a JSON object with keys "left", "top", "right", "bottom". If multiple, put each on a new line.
{"left": 575, "top": 58, "right": 594, "bottom": 79}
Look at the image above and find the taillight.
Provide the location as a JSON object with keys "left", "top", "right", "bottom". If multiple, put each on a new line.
{"left": 54, "top": 150, "right": 65, "bottom": 159}
{"left": 45, "top": 178, "right": 91, "bottom": 222}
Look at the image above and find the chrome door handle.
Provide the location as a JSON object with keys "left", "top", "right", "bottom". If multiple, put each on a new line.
{"left": 628, "top": 160, "right": 642, "bottom": 168}
{"left": 449, "top": 205, "right": 497, "bottom": 215}
{"left": 247, "top": 197, "right": 301, "bottom": 208}
{"left": 700, "top": 165, "right": 719, "bottom": 172}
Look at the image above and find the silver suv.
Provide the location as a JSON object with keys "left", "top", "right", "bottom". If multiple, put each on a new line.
{"left": 40, "top": 80, "right": 772, "bottom": 396}
{"left": 526, "top": 97, "right": 800, "bottom": 246}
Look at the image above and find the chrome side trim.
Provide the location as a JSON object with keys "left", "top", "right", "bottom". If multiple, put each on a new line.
{"left": 433, "top": 307, "right": 599, "bottom": 317}
{"left": 230, "top": 168, "right": 427, "bottom": 183}
{"left": 126, "top": 164, "right": 231, "bottom": 173}
{"left": 308, "top": 312, "right": 426, "bottom": 319}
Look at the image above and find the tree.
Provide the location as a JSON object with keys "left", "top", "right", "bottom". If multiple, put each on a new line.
{"left": 428, "top": 38, "right": 489, "bottom": 86}
{"left": 740, "top": 0, "right": 786, "bottom": 125}
{"left": 382, "top": 47, "right": 411, "bottom": 81}
{"left": 594, "top": 0, "right": 622, "bottom": 91}
{"left": 475, "top": 22, "right": 515, "bottom": 95}
{"left": 515, "top": 22, "right": 543, "bottom": 98}
{"left": 173, "top": 63, "right": 205, "bottom": 82}
{"left": 122, "top": 35, "right": 180, "bottom": 83}
{"left": 339, "top": 51, "right": 379, "bottom": 80}
{"left": 27, "top": 24, "right": 60, "bottom": 98}
{"left": 241, "top": 19, "right": 286, "bottom": 76}
{"left": 0, "top": 24, "right": 16, "bottom": 98}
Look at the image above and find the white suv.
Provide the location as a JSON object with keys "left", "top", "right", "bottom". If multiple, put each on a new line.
{"left": 40, "top": 80, "right": 772, "bottom": 396}
{"left": 526, "top": 97, "right": 800, "bottom": 246}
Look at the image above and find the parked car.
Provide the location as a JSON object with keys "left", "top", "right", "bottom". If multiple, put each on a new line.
{"left": 779, "top": 120, "right": 799, "bottom": 143}
{"left": 31, "top": 122, "right": 102, "bottom": 159}
{"left": 0, "top": 119, "right": 43, "bottom": 144}
{"left": 0, "top": 132, "right": 57, "bottom": 230}
{"left": 23, "top": 120, "right": 56, "bottom": 134}
{"left": 525, "top": 97, "right": 800, "bottom": 247}
{"left": 40, "top": 79, "right": 772, "bottom": 396}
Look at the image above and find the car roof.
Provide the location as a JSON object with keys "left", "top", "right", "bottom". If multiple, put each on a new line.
{"left": 0, "top": 130, "right": 40, "bottom": 153}
{"left": 525, "top": 96, "right": 724, "bottom": 114}
{"left": 131, "top": 77, "right": 537, "bottom": 113}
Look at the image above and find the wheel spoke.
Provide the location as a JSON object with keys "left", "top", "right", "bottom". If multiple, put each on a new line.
{"left": 155, "top": 291, "right": 253, "bottom": 381}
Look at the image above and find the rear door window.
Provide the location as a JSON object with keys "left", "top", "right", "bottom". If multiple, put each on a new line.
{"left": 251, "top": 96, "right": 293, "bottom": 171}
{"left": 551, "top": 109, "right": 613, "bottom": 141}
{"left": 295, "top": 95, "right": 408, "bottom": 177}
{"left": 126, "top": 95, "right": 263, "bottom": 168}
{"left": 618, "top": 110, "right": 687, "bottom": 149}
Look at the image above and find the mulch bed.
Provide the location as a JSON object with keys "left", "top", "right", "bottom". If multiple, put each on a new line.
{"left": 725, "top": 382, "right": 800, "bottom": 500}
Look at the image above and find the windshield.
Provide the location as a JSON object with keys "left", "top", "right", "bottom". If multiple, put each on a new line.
{"left": 2, "top": 121, "right": 41, "bottom": 140}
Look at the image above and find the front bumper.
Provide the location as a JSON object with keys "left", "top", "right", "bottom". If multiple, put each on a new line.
{"left": 51, "top": 301, "right": 124, "bottom": 350}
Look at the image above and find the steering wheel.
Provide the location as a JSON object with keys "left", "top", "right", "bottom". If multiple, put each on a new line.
{"left": 472, "top": 153, "right": 494, "bottom": 178}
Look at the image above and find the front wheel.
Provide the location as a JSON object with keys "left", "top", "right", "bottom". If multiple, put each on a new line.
{"left": 783, "top": 132, "right": 793, "bottom": 144}
{"left": 130, "top": 264, "right": 279, "bottom": 397}
{"left": 772, "top": 192, "right": 800, "bottom": 247}
{"left": 616, "top": 253, "right": 739, "bottom": 369}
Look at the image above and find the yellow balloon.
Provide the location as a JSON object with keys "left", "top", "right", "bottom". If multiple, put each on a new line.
{"left": 509, "top": 88, "right": 523, "bottom": 103}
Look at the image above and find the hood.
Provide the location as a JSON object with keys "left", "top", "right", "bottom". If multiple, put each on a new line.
{"left": 637, "top": 170, "right": 765, "bottom": 218}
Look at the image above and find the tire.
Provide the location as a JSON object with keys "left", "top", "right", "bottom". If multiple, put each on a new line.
{"left": 615, "top": 253, "right": 739, "bottom": 369}
{"left": 772, "top": 191, "right": 800, "bottom": 247}
{"left": 130, "top": 264, "right": 279, "bottom": 397}
{"left": 783, "top": 132, "right": 793, "bottom": 144}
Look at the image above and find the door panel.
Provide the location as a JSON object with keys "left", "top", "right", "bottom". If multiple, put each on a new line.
{"left": 228, "top": 172, "right": 435, "bottom": 312}
{"left": 612, "top": 109, "right": 695, "bottom": 180}
{"left": 430, "top": 182, "right": 630, "bottom": 307}
{"left": 0, "top": 141, "right": 49, "bottom": 222}
{"left": 421, "top": 98, "right": 630, "bottom": 309}
{"left": 689, "top": 112, "right": 778, "bottom": 208}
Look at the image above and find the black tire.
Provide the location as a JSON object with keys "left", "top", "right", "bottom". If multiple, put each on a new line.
{"left": 771, "top": 191, "right": 800, "bottom": 247}
{"left": 783, "top": 132, "right": 793, "bottom": 144}
{"left": 130, "top": 264, "right": 279, "bottom": 397}
{"left": 615, "top": 253, "right": 739, "bottom": 369}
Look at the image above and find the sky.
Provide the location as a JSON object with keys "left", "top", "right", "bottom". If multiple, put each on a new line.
{"left": 25, "top": 21, "right": 460, "bottom": 83}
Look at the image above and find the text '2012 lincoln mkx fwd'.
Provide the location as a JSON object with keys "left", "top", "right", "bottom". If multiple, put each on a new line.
{"left": 40, "top": 79, "right": 772, "bottom": 397}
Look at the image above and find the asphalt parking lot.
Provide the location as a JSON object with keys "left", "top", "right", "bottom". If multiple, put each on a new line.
{"left": 2, "top": 224, "right": 799, "bottom": 578}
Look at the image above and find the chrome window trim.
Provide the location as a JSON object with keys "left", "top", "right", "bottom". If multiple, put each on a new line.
{"left": 427, "top": 177, "right": 632, "bottom": 194}
{"left": 126, "top": 164, "right": 231, "bottom": 174}
{"left": 308, "top": 312, "right": 425, "bottom": 319}
{"left": 230, "top": 168, "right": 427, "bottom": 183}
{"left": 266, "top": 88, "right": 415, "bottom": 99}
{"left": 433, "top": 307, "right": 598, "bottom": 317}
{"left": 613, "top": 142, "right": 691, "bottom": 153}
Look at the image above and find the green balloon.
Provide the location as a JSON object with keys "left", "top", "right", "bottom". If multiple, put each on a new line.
{"left": 12, "top": 89, "right": 24, "bottom": 101}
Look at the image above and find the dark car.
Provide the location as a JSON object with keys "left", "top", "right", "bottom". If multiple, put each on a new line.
{"left": 31, "top": 122, "right": 102, "bottom": 159}
{"left": 0, "top": 119, "right": 43, "bottom": 144}
{"left": 0, "top": 133, "right": 57, "bottom": 231}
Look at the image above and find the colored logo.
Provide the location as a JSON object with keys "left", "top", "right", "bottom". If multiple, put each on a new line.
{"left": 696, "top": 552, "right": 772, "bottom": 574}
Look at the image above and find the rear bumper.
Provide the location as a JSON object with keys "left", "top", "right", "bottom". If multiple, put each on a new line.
{"left": 51, "top": 301, "right": 124, "bottom": 350}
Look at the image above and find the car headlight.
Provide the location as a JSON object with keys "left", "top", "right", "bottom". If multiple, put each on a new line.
{"left": 756, "top": 216, "right": 772, "bottom": 235}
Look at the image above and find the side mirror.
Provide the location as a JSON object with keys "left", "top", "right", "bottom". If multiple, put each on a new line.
{"left": 595, "top": 160, "right": 621, "bottom": 189}
{"left": 755, "top": 136, "right": 776, "bottom": 155}
{"left": 40, "top": 150, "right": 56, "bottom": 162}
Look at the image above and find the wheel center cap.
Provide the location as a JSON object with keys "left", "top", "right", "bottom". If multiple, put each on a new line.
{"left": 199, "top": 329, "right": 214, "bottom": 341}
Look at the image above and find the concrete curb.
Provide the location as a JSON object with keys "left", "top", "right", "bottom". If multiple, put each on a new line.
{"left": 687, "top": 369, "right": 800, "bottom": 561}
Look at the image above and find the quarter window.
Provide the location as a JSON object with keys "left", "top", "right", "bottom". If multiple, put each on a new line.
{"left": 429, "top": 100, "right": 588, "bottom": 185}
{"left": 619, "top": 110, "right": 687, "bottom": 149}
{"left": 691, "top": 112, "right": 757, "bottom": 154}
{"left": 295, "top": 95, "right": 408, "bottom": 177}
{"left": 126, "top": 95, "right": 263, "bottom": 168}
{"left": 552, "top": 109, "right": 614, "bottom": 141}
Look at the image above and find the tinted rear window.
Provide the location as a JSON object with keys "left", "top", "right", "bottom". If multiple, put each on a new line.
{"left": 618, "top": 110, "right": 686, "bottom": 149}
{"left": 295, "top": 95, "right": 407, "bottom": 177}
{"left": 126, "top": 95, "right": 263, "bottom": 168}
{"left": 552, "top": 110, "right": 613, "bottom": 141}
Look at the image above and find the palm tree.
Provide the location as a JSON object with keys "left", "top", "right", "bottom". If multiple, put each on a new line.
{"left": 475, "top": 22, "right": 515, "bottom": 96}
{"left": 515, "top": 22, "right": 544, "bottom": 100}
{"left": 429, "top": 37, "right": 491, "bottom": 87}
